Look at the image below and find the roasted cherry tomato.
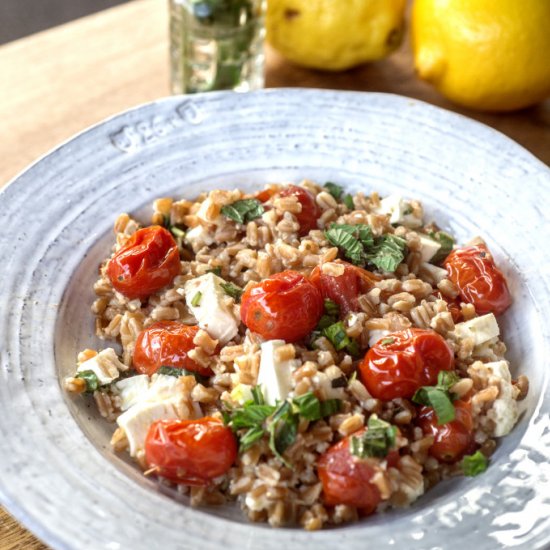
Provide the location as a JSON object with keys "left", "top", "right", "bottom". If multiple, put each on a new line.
{"left": 417, "top": 400, "right": 474, "bottom": 463}
{"left": 317, "top": 430, "right": 397, "bottom": 514}
{"left": 444, "top": 244, "right": 511, "bottom": 316}
{"left": 433, "top": 291, "right": 463, "bottom": 324}
{"left": 310, "top": 260, "right": 380, "bottom": 316}
{"left": 279, "top": 185, "right": 321, "bottom": 236}
{"left": 133, "top": 321, "right": 212, "bottom": 377}
{"left": 145, "top": 417, "right": 237, "bottom": 485}
{"left": 240, "top": 270, "right": 323, "bottom": 343}
{"left": 359, "top": 328, "right": 454, "bottom": 400}
{"left": 107, "top": 225, "right": 180, "bottom": 299}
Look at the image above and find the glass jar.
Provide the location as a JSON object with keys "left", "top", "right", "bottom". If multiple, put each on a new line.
{"left": 169, "top": 0, "right": 265, "bottom": 94}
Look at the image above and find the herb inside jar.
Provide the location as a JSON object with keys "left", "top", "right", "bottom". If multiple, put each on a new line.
{"left": 170, "top": 0, "right": 265, "bottom": 93}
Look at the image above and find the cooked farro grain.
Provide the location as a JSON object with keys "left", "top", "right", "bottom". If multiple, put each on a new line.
{"left": 64, "top": 180, "right": 526, "bottom": 529}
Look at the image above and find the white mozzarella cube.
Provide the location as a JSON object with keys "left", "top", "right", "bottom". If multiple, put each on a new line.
{"left": 77, "top": 348, "right": 128, "bottom": 385}
{"left": 146, "top": 374, "right": 183, "bottom": 402}
{"left": 258, "top": 340, "right": 300, "bottom": 405}
{"left": 368, "top": 329, "right": 390, "bottom": 348}
{"left": 112, "top": 375, "right": 150, "bottom": 411}
{"left": 485, "top": 360, "right": 512, "bottom": 383}
{"left": 183, "top": 273, "right": 239, "bottom": 344}
{"left": 491, "top": 398, "right": 519, "bottom": 437}
{"left": 418, "top": 234, "right": 442, "bottom": 263}
{"left": 185, "top": 225, "right": 214, "bottom": 250}
{"left": 116, "top": 401, "right": 182, "bottom": 457}
{"left": 420, "top": 262, "right": 449, "bottom": 283}
{"left": 453, "top": 313, "right": 500, "bottom": 346}
{"left": 375, "top": 194, "right": 423, "bottom": 228}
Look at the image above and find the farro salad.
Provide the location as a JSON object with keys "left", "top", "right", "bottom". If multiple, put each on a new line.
{"left": 65, "top": 180, "right": 528, "bottom": 529}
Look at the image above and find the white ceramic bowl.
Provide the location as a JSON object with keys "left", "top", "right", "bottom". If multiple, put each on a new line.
{"left": 0, "top": 89, "right": 549, "bottom": 550}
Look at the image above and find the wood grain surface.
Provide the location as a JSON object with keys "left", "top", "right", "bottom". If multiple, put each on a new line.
{"left": 0, "top": 0, "right": 548, "bottom": 547}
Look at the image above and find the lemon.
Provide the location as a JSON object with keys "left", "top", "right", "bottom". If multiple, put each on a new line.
{"left": 412, "top": 0, "right": 550, "bottom": 112}
{"left": 266, "top": 0, "right": 407, "bottom": 71}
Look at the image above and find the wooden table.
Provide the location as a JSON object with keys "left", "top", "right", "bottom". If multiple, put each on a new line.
{"left": 0, "top": 0, "right": 548, "bottom": 547}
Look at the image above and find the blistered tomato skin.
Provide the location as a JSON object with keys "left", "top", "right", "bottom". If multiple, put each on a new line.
{"left": 107, "top": 225, "right": 180, "bottom": 299}
{"left": 240, "top": 270, "right": 324, "bottom": 343}
{"left": 145, "top": 418, "right": 237, "bottom": 485}
{"left": 444, "top": 244, "right": 512, "bottom": 316}
{"left": 417, "top": 400, "right": 474, "bottom": 462}
{"left": 317, "top": 430, "right": 396, "bottom": 514}
{"left": 359, "top": 328, "right": 454, "bottom": 400}
{"left": 133, "top": 321, "right": 212, "bottom": 377}
{"left": 279, "top": 185, "right": 321, "bottom": 236}
{"left": 310, "top": 260, "right": 380, "bottom": 316}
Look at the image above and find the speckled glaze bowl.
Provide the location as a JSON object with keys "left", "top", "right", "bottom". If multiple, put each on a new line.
{"left": 0, "top": 89, "right": 549, "bottom": 550}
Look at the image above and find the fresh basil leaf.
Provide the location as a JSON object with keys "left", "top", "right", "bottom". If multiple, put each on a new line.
{"left": 251, "top": 385, "right": 265, "bottom": 406}
{"left": 437, "top": 370, "right": 460, "bottom": 392}
{"left": 239, "top": 425, "right": 265, "bottom": 451}
{"left": 461, "top": 450, "right": 488, "bottom": 477}
{"left": 324, "top": 182, "right": 343, "bottom": 200}
{"left": 324, "top": 227, "right": 365, "bottom": 265}
{"left": 319, "top": 399, "right": 342, "bottom": 417}
{"left": 429, "top": 230, "right": 455, "bottom": 264}
{"left": 330, "top": 223, "right": 374, "bottom": 248}
{"left": 206, "top": 266, "right": 222, "bottom": 276}
{"left": 75, "top": 370, "right": 99, "bottom": 393}
{"left": 412, "top": 387, "right": 456, "bottom": 425}
{"left": 343, "top": 194, "right": 354, "bottom": 210}
{"left": 268, "top": 401, "right": 298, "bottom": 467}
{"left": 318, "top": 314, "right": 337, "bottom": 330}
{"left": 227, "top": 404, "right": 275, "bottom": 429}
{"left": 220, "top": 281, "right": 243, "bottom": 302}
{"left": 293, "top": 392, "right": 321, "bottom": 420}
{"left": 366, "top": 234, "right": 407, "bottom": 272}
{"left": 322, "top": 321, "right": 351, "bottom": 351}
{"left": 221, "top": 199, "right": 264, "bottom": 224}
{"left": 324, "top": 299, "right": 340, "bottom": 317}
{"left": 350, "top": 415, "right": 397, "bottom": 459}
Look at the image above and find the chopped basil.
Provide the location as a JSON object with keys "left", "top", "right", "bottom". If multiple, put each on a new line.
{"left": 322, "top": 320, "right": 360, "bottom": 357}
{"left": 323, "top": 181, "right": 343, "bottom": 200}
{"left": 412, "top": 371, "right": 461, "bottom": 425}
{"left": 206, "top": 266, "right": 222, "bottom": 276}
{"left": 461, "top": 450, "right": 488, "bottom": 477}
{"left": 221, "top": 199, "right": 264, "bottom": 224}
{"left": 380, "top": 337, "right": 395, "bottom": 346}
{"left": 350, "top": 415, "right": 397, "bottom": 459}
{"left": 157, "top": 366, "right": 209, "bottom": 384}
{"left": 324, "top": 223, "right": 405, "bottom": 272}
{"left": 75, "top": 370, "right": 99, "bottom": 393}
{"left": 429, "top": 230, "right": 455, "bottom": 264}
{"left": 324, "top": 299, "right": 340, "bottom": 317}
{"left": 324, "top": 226, "right": 365, "bottom": 264}
{"left": 220, "top": 281, "right": 243, "bottom": 302}
{"left": 343, "top": 194, "right": 355, "bottom": 210}
{"left": 365, "top": 234, "right": 407, "bottom": 272}
{"left": 191, "top": 291, "right": 202, "bottom": 307}
{"left": 229, "top": 404, "right": 275, "bottom": 429}
{"left": 268, "top": 401, "right": 298, "bottom": 467}
{"left": 322, "top": 321, "right": 351, "bottom": 351}
{"left": 251, "top": 385, "right": 265, "bottom": 406}
{"left": 293, "top": 392, "right": 341, "bottom": 421}
{"left": 317, "top": 314, "right": 337, "bottom": 330}
{"left": 239, "top": 425, "right": 265, "bottom": 452}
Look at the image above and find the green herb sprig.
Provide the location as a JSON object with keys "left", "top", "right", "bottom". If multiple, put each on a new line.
{"left": 223, "top": 389, "right": 341, "bottom": 463}
{"left": 157, "top": 366, "right": 209, "bottom": 384}
{"left": 323, "top": 182, "right": 343, "bottom": 200}
{"left": 325, "top": 223, "right": 407, "bottom": 273}
{"left": 412, "top": 370, "right": 461, "bottom": 425}
{"left": 221, "top": 199, "right": 264, "bottom": 225}
{"left": 220, "top": 281, "right": 243, "bottom": 302}
{"left": 350, "top": 415, "right": 397, "bottom": 459}
{"left": 461, "top": 450, "right": 488, "bottom": 477}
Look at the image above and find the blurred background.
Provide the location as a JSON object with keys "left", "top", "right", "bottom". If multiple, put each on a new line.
{"left": 0, "top": 0, "right": 129, "bottom": 44}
